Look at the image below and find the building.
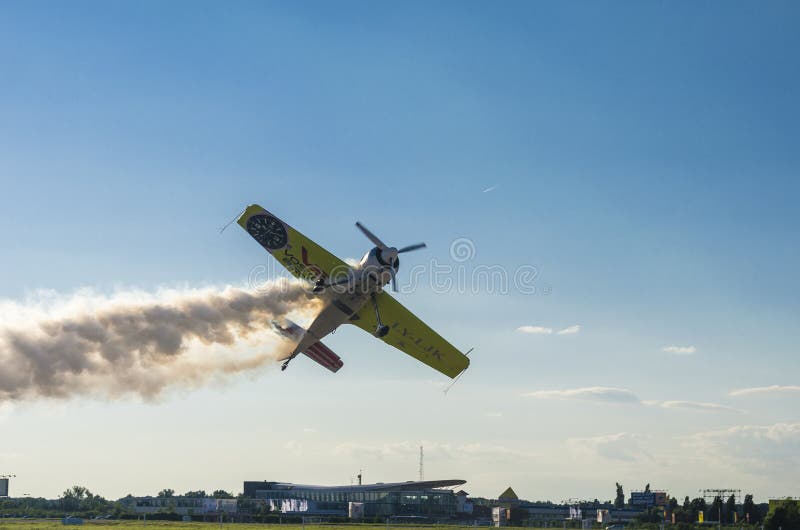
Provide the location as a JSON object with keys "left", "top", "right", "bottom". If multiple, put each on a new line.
{"left": 519, "top": 502, "right": 570, "bottom": 521}
{"left": 455, "top": 490, "right": 473, "bottom": 515}
{"left": 497, "top": 487, "right": 520, "bottom": 507}
{"left": 630, "top": 490, "right": 668, "bottom": 508}
{"left": 122, "top": 496, "right": 237, "bottom": 517}
{"left": 243, "top": 479, "right": 465, "bottom": 519}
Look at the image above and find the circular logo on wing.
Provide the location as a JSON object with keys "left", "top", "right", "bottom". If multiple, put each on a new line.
{"left": 246, "top": 214, "right": 288, "bottom": 250}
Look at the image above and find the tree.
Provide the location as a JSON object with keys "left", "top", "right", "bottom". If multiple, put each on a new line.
{"left": 61, "top": 486, "right": 90, "bottom": 512}
{"left": 764, "top": 499, "right": 800, "bottom": 530}
{"left": 57, "top": 486, "right": 111, "bottom": 515}
{"left": 668, "top": 497, "right": 678, "bottom": 512}
{"left": 614, "top": 483, "right": 625, "bottom": 509}
{"left": 184, "top": 490, "right": 207, "bottom": 498}
{"left": 689, "top": 497, "right": 706, "bottom": 522}
{"left": 708, "top": 496, "right": 722, "bottom": 523}
{"left": 635, "top": 507, "right": 662, "bottom": 523}
{"left": 644, "top": 483, "right": 651, "bottom": 493}
{"left": 682, "top": 496, "right": 690, "bottom": 511}
{"left": 726, "top": 494, "right": 736, "bottom": 523}
{"left": 743, "top": 494, "right": 757, "bottom": 523}
{"left": 158, "top": 489, "right": 175, "bottom": 498}
{"left": 212, "top": 490, "right": 234, "bottom": 499}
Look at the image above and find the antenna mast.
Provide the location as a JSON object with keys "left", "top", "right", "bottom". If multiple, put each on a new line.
{"left": 419, "top": 445, "right": 424, "bottom": 481}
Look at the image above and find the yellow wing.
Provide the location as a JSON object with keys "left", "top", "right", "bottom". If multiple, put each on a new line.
{"left": 349, "top": 292, "right": 470, "bottom": 378}
{"left": 237, "top": 204, "right": 349, "bottom": 282}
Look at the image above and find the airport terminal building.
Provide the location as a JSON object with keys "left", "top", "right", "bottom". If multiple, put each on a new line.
{"left": 243, "top": 479, "right": 466, "bottom": 519}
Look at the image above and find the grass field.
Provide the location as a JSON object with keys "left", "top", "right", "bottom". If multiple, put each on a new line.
{"left": 0, "top": 521, "right": 497, "bottom": 530}
{"left": 0, "top": 522, "right": 415, "bottom": 530}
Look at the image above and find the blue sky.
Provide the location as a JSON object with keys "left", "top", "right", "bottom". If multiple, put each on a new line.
{"left": 1, "top": 1, "right": 799, "bottom": 501}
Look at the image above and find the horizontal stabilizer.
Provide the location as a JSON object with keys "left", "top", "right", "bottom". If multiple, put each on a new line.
{"left": 303, "top": 341, "right": 344, "bottom": 373}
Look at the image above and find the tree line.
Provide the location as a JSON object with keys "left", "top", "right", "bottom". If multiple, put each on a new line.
{"left": 613, "top": 482, "right": 800, "bottom": 529}
{"left": 0, "top": 485, "right": 240, "bottom": 519}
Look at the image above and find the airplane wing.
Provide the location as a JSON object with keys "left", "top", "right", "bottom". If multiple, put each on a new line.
{"left": 349, "top": 292, "right": 470, "bottom": 378}
{"left": 237, "top": 204, "right": 350, "bottom": 282}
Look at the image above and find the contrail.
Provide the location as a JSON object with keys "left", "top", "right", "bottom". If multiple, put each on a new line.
{"left": 0, "top": 280, "right": 320, "bottom": 402}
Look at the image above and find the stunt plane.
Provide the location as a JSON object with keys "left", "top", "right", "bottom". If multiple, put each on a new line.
{"left": 237, "top": 204, "right": 470, "bottom": 379}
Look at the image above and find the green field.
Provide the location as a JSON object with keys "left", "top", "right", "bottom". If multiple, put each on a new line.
{"left": 0, "top": 522, "right": 417, "bottom": 530}
{"left": 0, "top": 521, "right": 486, "bottom": 530}
{"left": 0, "top": 521, "right": 526, "bottom": 530}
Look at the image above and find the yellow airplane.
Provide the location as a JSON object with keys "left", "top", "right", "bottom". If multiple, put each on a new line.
{"left": 237, "top": 204, "right": 470, "bottom": 379}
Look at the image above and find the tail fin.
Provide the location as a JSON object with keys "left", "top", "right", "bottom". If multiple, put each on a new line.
{"left": 272, "top": 318, "right": 343, "bottom": 372}
{"left": 303, "top": 341, "right": 344, "bottom": 373}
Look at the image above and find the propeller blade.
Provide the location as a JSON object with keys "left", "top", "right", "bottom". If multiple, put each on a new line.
{"left": 355, "top": 222, "right": 387, "bottom": 248}
{"left": 390, "top": 268, "right": 398, "bottom": 292}
{"left": 397, "top": 243, "right": 426, "bottom": 253}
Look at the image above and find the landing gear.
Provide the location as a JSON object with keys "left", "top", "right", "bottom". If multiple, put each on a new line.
{"left": 281, "top": 353, "right": 299, "bottom": 371}
{"left": 370, "top": 293, "right": 390, "bottom": 338}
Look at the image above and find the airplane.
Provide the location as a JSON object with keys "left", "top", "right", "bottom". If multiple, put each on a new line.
{"left": 236, "top": 204, "right": 470, "bottom": 379}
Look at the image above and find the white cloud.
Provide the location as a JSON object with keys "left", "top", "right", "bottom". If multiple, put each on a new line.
{"left": 568, "top": 432, "right": 650, "bottom": 462}
{"left": 524, "top": 386, "right": 640, "bottom": 404}
{"left": 482, "top": 185, "right": 497, "bottom": 193}
{"left": 557, "top": 325, "right": 580, "bottom": 335}
{"left": 684, "top": 423, "right": 800, "bottom": 474}
{"left": 0, "top": 403, "right": 13, "bottom": 424}
{"left": 654, "top": 400, "right": 741, "bottom": 413}
{"left": 332, "top": 441, "right": 533, "bottom": 461}
{"left": 524, "top": 389, "right": 737, "bottom": 412}
{"left": 729, "top": 385, "right": 800, "bottom": 397}
{"left": 517, "top": 324, "right": 580, "bottom": 335}
{"left": 662, "top": 345, "right": 696, "bottom": 354}
{"left": 517, "top": 325, "right": 553, "bottom": 335}
{"left": 283, "top": 440, "right": 304, "bottom": 456}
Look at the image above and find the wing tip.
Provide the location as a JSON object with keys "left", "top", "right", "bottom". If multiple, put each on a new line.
{"left": 237, "top": 204, "right": 265, "bottom": 224}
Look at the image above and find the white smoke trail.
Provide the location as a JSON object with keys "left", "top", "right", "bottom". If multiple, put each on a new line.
{"left": 0, "top": 279, "right": 320, "bottom": 402}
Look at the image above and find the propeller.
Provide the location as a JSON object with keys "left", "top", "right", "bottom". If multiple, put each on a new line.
{"left": 355, "top": 222, "right": 386, "bottom": 248}
{"left": 355, "top": 222, "right": 427, "bottom": 292}
{"left": 397, "top": 243, "right": 426, "bottom": 253}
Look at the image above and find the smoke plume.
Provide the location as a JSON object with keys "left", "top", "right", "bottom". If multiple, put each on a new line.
{"left": 0, "top": 280, "right": 319, "bottom": 402}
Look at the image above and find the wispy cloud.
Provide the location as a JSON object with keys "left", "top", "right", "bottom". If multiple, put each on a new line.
{"left": 517, "top": 324, "right": 580, "bottom": 335}
{"left": 516, "top": 325, "right": 553, "bottom": 335}
{"left": 568, "top": 432, "right": 650, "bottom": 462}
{"left": 482, "top": 185, "right": 497, "bottom": 193}
{"left": 283, "top": 440, "right": 304, "bottom": 456}
{"left": 729, "top": 385, "right": 800, "bottom": 397}
{"left": 684, "top": 423, "right": 800, "bottom": 473}
{"left": 662, "top": 345, "right": 696, "bottom": 354}
{"left": 524, "top": 387, "right": 737, "bottom": 412}
{"left": 524, "top": 386, "right": 640, "bottom": 404}
{"left": 557, "top": 325, "right": 580, "bottom": 335}
{"left": 0, "top": 403, "right": 13, "bottom": 424}
{"left": 333, "top": 441, "right": 533, "bottom": 461}
{"left": 653, "top": 400, "right": 742, "bottom": 413}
